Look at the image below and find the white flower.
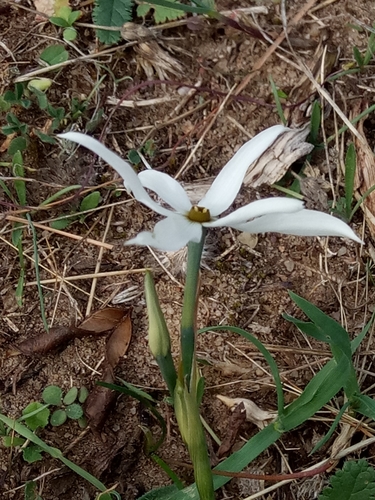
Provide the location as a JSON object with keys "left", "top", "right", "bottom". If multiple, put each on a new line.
{"left": 58, "top": 126, "right": 362, "bottom": 251}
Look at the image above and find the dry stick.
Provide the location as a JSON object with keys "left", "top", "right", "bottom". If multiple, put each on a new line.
{"left": 27, "top": 269, "right": 148, "bottom": 286}
{"left": 5, "top": 215, "right": 114, "bottom": 250}
{"left": 85, "top": 205, "right": 114, "bottom": 316}
{"left": 234, "top": 0, "right": 319, "bottom": 96}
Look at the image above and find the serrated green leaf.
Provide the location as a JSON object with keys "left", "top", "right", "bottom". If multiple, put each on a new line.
{"left": 22, "top": 402, "right": 50, "bottom": 431}
{"left": 65, "top": 404, "right": 83, "bottom": 420}
{"left": 50, "top": 409, "right": 68, "bottom": 426}
{"left": 23, "top": 444, "right": 43, "bottom": 463}
{"left": 80, "top": 191, "right": 101, "bottom": 212}
{"left": 24, "top": 480, "right": 43, "bottom": 500}
{"left": 93, "top": 0, "right": 133, "bottom": 45}
{"left": 40, "top": 44, "right": 69, "bottom": 66}
{"left": 319, "top": 460, "right": 375, "bottom": 499}
{"left": 42, "top": 385, "right": 63, "bottom": 405}
{"left": 137, "top": 0, "right": 185, "bottom": 23}
{"left": 63, "top": 387, "right": 78, "bottom": 405}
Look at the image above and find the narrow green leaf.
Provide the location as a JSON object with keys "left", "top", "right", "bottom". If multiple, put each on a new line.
{"left": 0, "top": 413, "right": 109, "bottom": 493}
{"left": 269, "top": 75, "right": 286, "bottom": 125}
{"left": 345, "top": 143, "right": 356, "bottom": 221}
{"left": 310, "top": 401, "right": 350, "bottom": 455}
{"left": 351, "top": 394, "right": 375, "bottom": 420}
{"left": 353, "top": 46, "right": 364, "bottom": 67}
{"left": 309, "top": 101, "right": 321, "bottom": 145}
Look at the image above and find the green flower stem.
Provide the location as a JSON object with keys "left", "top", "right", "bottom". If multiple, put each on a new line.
{"left": 174, "top": 378, "right": 214, "bottom": 500}
{"left": 180, "top": 229, "right": 206, "bottom": 386}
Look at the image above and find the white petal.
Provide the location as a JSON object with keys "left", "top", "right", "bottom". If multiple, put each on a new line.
{"left": 233, "top": 209, "right": 363, "bottom": 243}
{"left": 58, "top": 132, "right": 174, "bottom": 217}
{"left": 205, "top": 197, "right": 304, "bottom": 228}
{"left": 125, "top": 216, "right": 202, "bottom": 251}
{"left": 138, "top": 170, "right": 192, "bottom": 213}
{"left": 200, "top": 125, "right": 288, "bottom": 216}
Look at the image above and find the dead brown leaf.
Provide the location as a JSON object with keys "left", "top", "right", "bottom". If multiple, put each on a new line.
{"left": 217, "top": 395, "right": 276, "bottom": 429}
{"left": 12, "top": 307, "right": 127, "bottom": 356}
{"left": 85, "top": 311, "right": 132, "bottom": 434}
{"left": 106, "top": 312, "right": 132, "bottom": 369}
{"left": 217, "top": 402, "right": 246, "bottom": 458}
{"left": 84, "top": 367, "right": 118, "bottom": 435}
{"left": 79, "top": 307, "right": 128, "bottom": 333}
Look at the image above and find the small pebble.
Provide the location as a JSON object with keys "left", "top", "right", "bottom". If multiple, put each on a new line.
{"left": 284, "top": 260, "right": 295, "bottom": 272}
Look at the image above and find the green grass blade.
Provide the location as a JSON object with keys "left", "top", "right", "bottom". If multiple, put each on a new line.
{"left": 309, "top": 101, "right": 321, "bottom": 145}
{"left": 309, "top": 401, "right": 350, "bottom": 455}
{"left": 352, "top": 394, "right": 375, "bottom": 420}
{"left": 345, "top": 143, "right": 356, "bottom": 221}
{"left": 0, "top": 413, "right": 109, "bottom": 492}
{"left": 350, "top": 182, "right": 375, "bottom": 220}
{"left": 269, "top": 75, "right": 287, "bottom": 125}
{"left": 39, "top": 185, "right": 82, "bottom": 206}
{"left": 26, "top": 214, "right": 48, "bottom": 332}
{"left": 198, "top": 325, "right": 285, "bottom": 416}
{"left": 151, "top": 454, "right": 185, "bottom": 490}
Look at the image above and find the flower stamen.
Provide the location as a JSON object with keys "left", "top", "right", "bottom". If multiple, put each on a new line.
{"left": 188, "top": 206, "right": 211, "bottom": 223}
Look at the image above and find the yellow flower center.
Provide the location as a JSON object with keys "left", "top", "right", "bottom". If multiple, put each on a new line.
{"left": 188, "top": 205, "right": 211, "bottom": 223}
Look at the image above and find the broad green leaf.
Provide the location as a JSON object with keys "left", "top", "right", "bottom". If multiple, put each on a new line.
{"left": 319, "top": 459, "right": 375, "bottom": 499}
{"left": 78, "top": 387, "right": 89, "bottom": 403}
{"left": 68, "top": 10, "right": 81, "bottom": 24}
{"left": 80, "top": 191, "right": 101, "bottom": 212}
{"left": 34, "top": 129, "right": 57, "bottom": 144}
{"left": 42, "top": 385, "right": 63, "bottom": 405}
{"left": 63, "top": 387, "right": 78, "bottom": 405}
{"left": 40, "top": 45, "right": 69, "bottom": 65}
{"left": 2, "top": 435, "right": 26, "bottom": 447}
{"left": 50, "top": 409, "right": 67, "bottom": 426}
{"left": 138, "top": 485, "right": 180, "bottom": 500}
{"left": 0, "top": 96, "right": 11, "bottom": 111}
{"left": 63, "top": 27, "right": 77, "bottom": 41}
{"left": 23, "top": 444, "right": 43, "bottom": 463}
{"left": 50, "top": 16, "right": 70, "bottom": 27}
{"left": 65, "top": 403, "right": 83, "bottom": 419}
{"left": 21, "top": 402, "right": 50, "bottom": 431}
{"left": 8, "top": 136, "right": 28, "bottom": 156}
{"left": 93, "top": 0, "right": 133, "bottom": 44}
{"left": 50, "top": 217, "right": 74, "bottom": 229}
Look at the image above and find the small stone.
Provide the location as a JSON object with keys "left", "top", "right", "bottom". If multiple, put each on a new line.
{"left": 238, "top": 232, "right": 258, "bottom": 249}
{"left": 337, "top": 247, "right": 347, "bottom": 256}
{"left": 284, "top": 260, "right": 295, "bottom": 272}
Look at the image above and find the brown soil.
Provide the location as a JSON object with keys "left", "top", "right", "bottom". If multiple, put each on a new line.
{"left": 1, "top": 0, "right": 375, "bottom": 499}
